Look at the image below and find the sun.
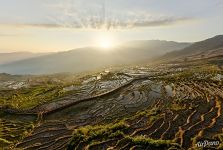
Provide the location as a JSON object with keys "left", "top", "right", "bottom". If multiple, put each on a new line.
{"left": 99, "top": 38, "right": 113, "bottom": 49}
{"left": 97, "top": 33, "right": 114, "bottom": 49}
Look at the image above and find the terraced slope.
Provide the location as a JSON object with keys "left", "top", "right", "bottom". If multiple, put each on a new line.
{"left": 1, "top": 63, "right": 223, "bottom": 150}
{"left": 66, "top": 70, "right": 223, "bottom": 150}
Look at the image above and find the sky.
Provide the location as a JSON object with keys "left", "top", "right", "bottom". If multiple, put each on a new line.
{"left": 0, "top": 0, "right": 223, "bottom": 52}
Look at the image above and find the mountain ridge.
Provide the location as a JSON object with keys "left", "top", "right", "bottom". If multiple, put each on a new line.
{"left": 0, "top": 51, "right": 52, "bottom": 65}
{"left": 0, "top": 40, "right": 190, "bottom": 75}
{"left": 161, "top": 35, "right": 223, "bottom": 61}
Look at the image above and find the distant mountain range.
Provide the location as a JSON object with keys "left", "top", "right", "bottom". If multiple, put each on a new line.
{"left": 0, "top": 40, "right": 190, "bottom": 75}
{"left": 0, "top": 35, "right": 222, "bottom": 75}
{"left": 0, "top": 52, "right": 51, "bottom": 65}
{"left": 161, "top": 35, "right": 223, "bottom": 62}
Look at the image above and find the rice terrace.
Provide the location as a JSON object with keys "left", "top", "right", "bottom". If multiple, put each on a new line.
{"left": 1, "top": 52, "right": 223, "bottom": 149}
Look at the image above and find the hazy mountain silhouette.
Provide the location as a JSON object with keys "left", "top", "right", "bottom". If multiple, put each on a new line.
{"left": 0, "top": 40, "right": 190, "bottom": 75}
{"left": 161, "top": 35, "right": 223, "bottom": 61}
{"left": 0, "top": 52, "right": 51, "bottom": 65}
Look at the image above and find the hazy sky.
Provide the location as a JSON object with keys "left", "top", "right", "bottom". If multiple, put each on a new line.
{"left": 0, "top": 0, "right": 223, "bottom": 52}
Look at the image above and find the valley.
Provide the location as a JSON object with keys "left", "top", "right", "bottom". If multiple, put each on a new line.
{"left": 1, "top": 56, "right": 223, "bottom": 150}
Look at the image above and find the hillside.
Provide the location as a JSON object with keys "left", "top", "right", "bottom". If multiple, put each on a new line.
{"left": 161, "top": 35, "right": 223, "bottom": 62}
{"left": 120, "top": 40, "right": 190, "bottom": 56}
{"left": 0, "top": 52, "right": 50, "bottom": 65}
{"left": 0, "top": 40, "right": 190, "bottom": 75}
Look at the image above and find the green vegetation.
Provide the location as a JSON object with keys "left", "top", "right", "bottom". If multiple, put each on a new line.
{"left": 0, "top": 119, "right": 35, "bottom": 148}
{"left": 0, "top": 73, "right": 89, "bottom": 110}
{"left": 0, "top": 85, "right": 65, "bottom": 109}
{"left": 67, "top": 121, "right": 129, "bottom": 149}
{"left": 116, "top": 136, "right": 181, "bottom": 149}
{"left": 67, "top": 105, "right": 176, "bottom": 150}
{"left": 158, "top": 64, "right": 222, "bottom": 83}
{"left": 67, "top": 116, "right": 181, "bottom": 149}
{"left": 0, "top": 137, "right": 12, "bottom": 150}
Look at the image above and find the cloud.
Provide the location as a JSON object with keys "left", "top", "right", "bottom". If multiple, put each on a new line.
{"left": 0, "top": 23, "right": 62, "bottom": 29}
{"left": 15, "top": 23, "right": 62, "bottom": 28}
{"left": 0, "top": 0, "right": 192, "bottom": 30}
{"left": 16, "top": 15, "right": 189, "bottom": 30}
{"left": 42, "top": 0, "right": 193, "bottom": 30}
{"left": 103, "top": 16, "right": 189, "bottom": 29}
{"left": 0, "top": 33, "right": 22, "bottom": 37}
{"left": 0, "top": 16, "right": 191, "bottom": 30}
